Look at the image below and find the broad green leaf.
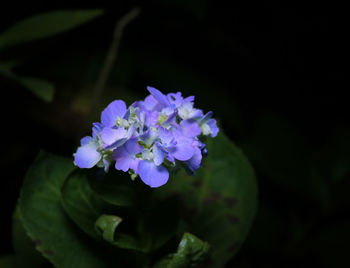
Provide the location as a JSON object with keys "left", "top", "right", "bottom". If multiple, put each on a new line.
{"left": 0, "top": 9, "right": 103, "bottom": 50}
{"left": 159, "top": 131, "right": 258, "bottom": 267}
{"left": 88, "top": 170, "right": 139, "bottom": 206}
{"left": 154, "top": 232, "right": 210, "bottom": 268}
{"left": 137, "top": 195, "right": 180, "bottom": 252}
{"left": 19, "top": 152, "right": 115, "bottom": 268}
{"left": 12, "top": 206, "right": 46, "bottom": 267}
{"left": 0, "top": 255, "right": 16, "bottom": 268}
{"left": 62, "top": 169, "right": 179, "bottom": 254}
{"left": 61, "top": 169, "right": 145, "bottom": 252}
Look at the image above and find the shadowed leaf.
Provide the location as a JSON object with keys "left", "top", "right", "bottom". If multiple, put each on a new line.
{"left": 154, "top": 232, "right": 210, "bottom": 268}
{"left": 61, "top": 169, "right": 145, "bottom": 252}
{"left": 19, "top": 152, "right": 116, "bottom": 267}
{"left": 12, "top": 206, "right": 46, "bottom": 267}
{"left": 158, "top": 131, "right": 258, "bottom": 267}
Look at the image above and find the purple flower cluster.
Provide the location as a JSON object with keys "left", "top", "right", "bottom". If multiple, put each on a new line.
{"left": 74, "top": 87, "right": 219, "bottom": 188}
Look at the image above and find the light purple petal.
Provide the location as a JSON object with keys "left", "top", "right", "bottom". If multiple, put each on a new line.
{"left": 101, "top": 100, "right": 127, "bottom": 127}
{"left": 208, "top": 119, "right": 219, "bottom": 137}
{"left": 169, "top": 137, "right": 194, "bottom": 161}
{"left": 167, "top": 92, "right": 183, "bottom": 108}
{"left": 186, "top": 147, "right": 202, "bottom": 172}
{"left": 158, "top": 127, "right": 174, "bottom": 145}
{"left": 162, "top": 109, "right": 178, "bottom": 125}
{"left": 145, "top": 111, "right": 159, "bottom": 127}
{"left": 184, "top": 96, "right": 194, "bottom": 102}
{"left": 147, "top": 86, "right": 170, "bottom": 106}
{"left": 180, "top": 119, "right": 202, "bottom": 137}
{"left": 199, "top": 111, "right": 213, "bottom": 124}
{"left": 140, "top": 129, "right": 158, "bottom": 146}
{"left": 115, "top": 157, "right": 132, "bottom": 172}
{"left": 112, "top": 147, "right": 138, "bottom": 173}
{"left": 125, "top": 137, "right": 144, "bottom": 155}
{"left": 80, "top": 136, "right": 93, "bottom": 146}
{"left": 74, "top": 143, "right": 101, "bottom": 168}
{"left": 138, "top": 160, "right": 169, "bottom": 188}
{"left": 189, "top": 108, "right": 203, "bottom": 119}
{"left": 92, "top": 123, "right": 103, "bottom": 135}
{"left": 143, "top": 95, "right": 158, "bottom": 110}
{"left": 126, "top": 125, "right": 136, "bottom": 139}
{"left": 101, "top": 128, "right": 127, "bottom": 145}
{"left": 153, "top": 143, "right": 164, "bottom": 166}
{"left": 166, "top": 154, "right": 175, "bottom": 163}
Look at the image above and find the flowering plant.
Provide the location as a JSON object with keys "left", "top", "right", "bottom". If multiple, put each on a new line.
{"left": 14, "top": 87, "right": 257, "bottom": 268}
{"left": 74, "top": 86, "right": 219, "bottom": 187}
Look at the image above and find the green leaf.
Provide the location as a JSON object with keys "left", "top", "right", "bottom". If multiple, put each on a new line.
{"left": 19, "top": 152, "right": 115, "bottom": 268}
{"left": 0, "top": 70, "right": 54, "bottom": 102}
{"left": 61, "top": 169, "right": 145, "bottom": 252}
{"left": 88, "top": 170, "right": 139, "bottom": 206}
{"left": 88, "top": 169, "right": 180, "bottom": 252}
{"left": 154, "top": 232, "right": 210, "bottom": 268}
{"left": 0, "top": 59, "right": 22, "bottom": 71}
{"left": 137, "top": 196, "right": 180, "bottom": 252}
{"left": 0, "top": 9, "right": 104, "bottom": 50}
{"left": 0, "top": 255, "right": 16, "bottom": 268}
{"left": 18, "top": 77, "right": 55, "bottom": 102}
{"left": 159, "top": 131, "right": 258, "bottom": 267}
{"left": 12, "top": 206, "right": 46, "bottom": 267}
{"left": 95, "top": 214, "right": 123, "bottom": 242}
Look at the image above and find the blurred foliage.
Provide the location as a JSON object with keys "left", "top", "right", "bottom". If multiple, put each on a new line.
{"left": 0, "top": 9, "right": 103, "bottom": 102}
{"left": 0, "top": 2, "right": 348, "bottom": 268}
{"left": 0, "top": 10, "right": 103, "bottom": 49}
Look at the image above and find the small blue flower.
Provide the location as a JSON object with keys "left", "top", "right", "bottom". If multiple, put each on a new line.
{"left": 74, "top": 136, "right": 101, "bottom": 168}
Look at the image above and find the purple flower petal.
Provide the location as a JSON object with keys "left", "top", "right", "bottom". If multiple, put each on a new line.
{"left": 101, "top": 100, "right": 127, "bottom": 127}
{"left": 158, "top": 127, "right": 174, "bottom": 145}
{"left": 92, "top": 123, "right": 103, "bottom": 138}
{"left": 112, "top": 138, "right": 143, "bottom": 172}
{"left": 180, "top": 119, "right": 202, "bottom": 137}
{"left": 140, "top": 129, "right": 158, "bottom": 146}
{"left": 200, "top": 111, "right": 213, "bottom": 124}
{"left": 184, "top": 96, "right": 194, "bottom": 102}
{"left": 80, "top": 136, "right": 93, "bottom": 146}
{"left": 162, "top": 109, "right": 178, "bottom": 125}
{"left": 147, "top": 86, "right": 170, "bottom": 106}
{"left": 167, "top": 92, "right": 183, "bottom": 108}
{"left": 186, "top": 147, "right": 202, "bottom": 172}
{"left": 101, "top": 127, "right": 127, "bottom": 145}
{"left": 153, "top": 143, "right": 164, "bottom": 166}
{"left": 138, "top": 160, "right": 169, "bottom": 188}
{"left": 208, "top": 119, "right": 219, "bottom": 137}
{"left": 169, "top": 137, "right": 194, "bottom": 161}
{"left": 115, "top": 152, "right": 136, "bottom": 172}
{"left": 143, "top": 95, "right": 158, "bottom": 110}
{"left": 125, "top": 137, "right": 144, "bottom": 155}
{"left": 74, "top": 143, "right": 101, "bottom": 168}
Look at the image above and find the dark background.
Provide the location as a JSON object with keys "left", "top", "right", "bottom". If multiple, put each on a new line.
{"left": 0, "top": 2, "right": 349, "bottom": 267}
